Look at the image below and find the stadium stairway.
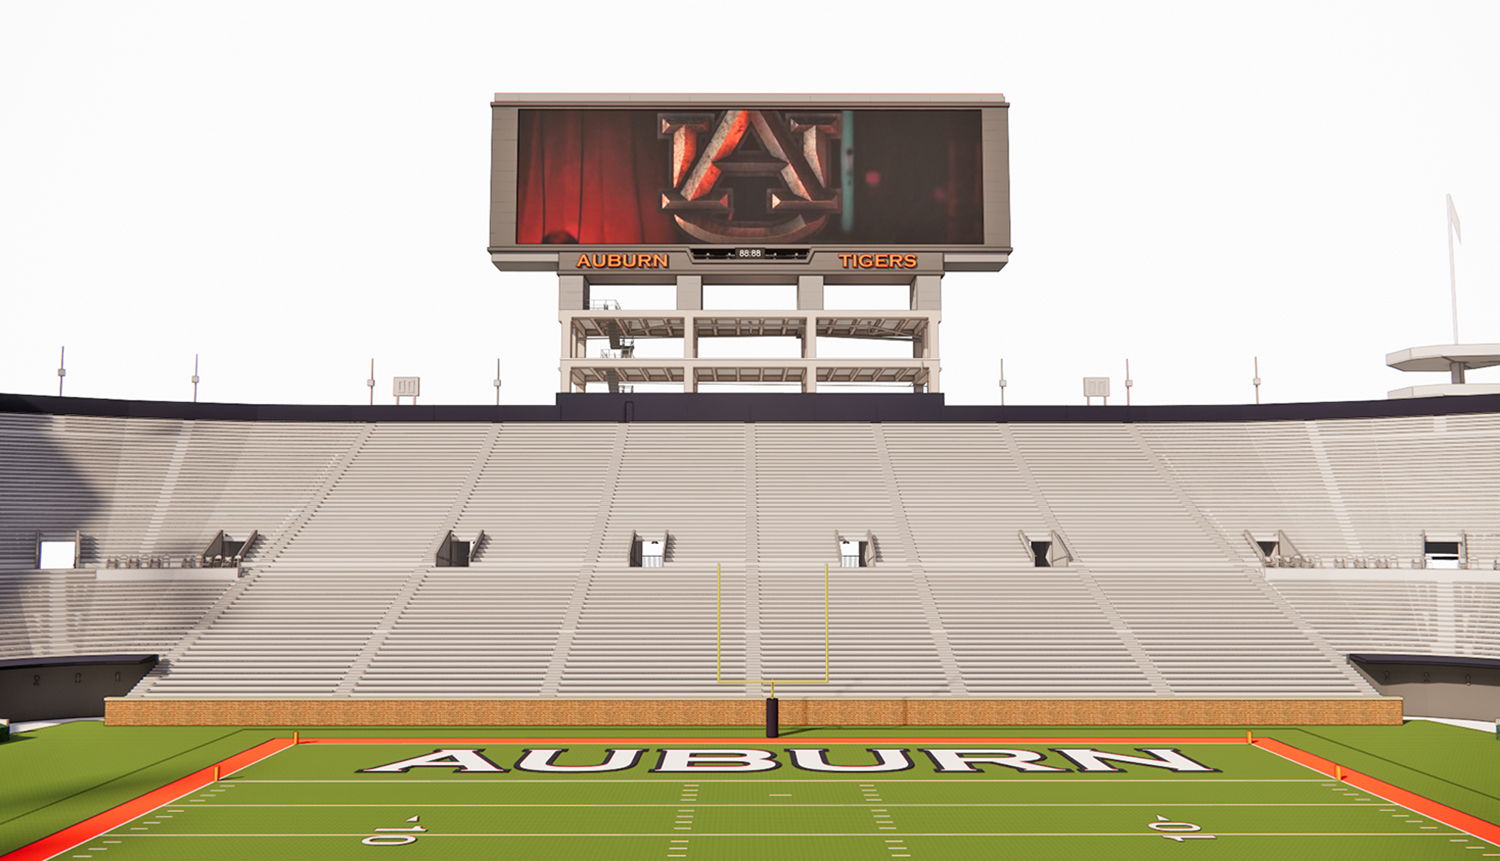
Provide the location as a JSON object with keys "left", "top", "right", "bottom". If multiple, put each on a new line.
{"left": 255, "top": 424, "right": 496, "bottom": 572}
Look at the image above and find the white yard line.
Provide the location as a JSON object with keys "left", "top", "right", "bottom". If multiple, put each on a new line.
{"left": 105, "top": 831, "right": 1470, "bottom": 838}
{"left": 226, "top": 777, "right": 1332, "bottom": 784}
{"left": 189, "top": 802, "right": 1404, "bottom": 808}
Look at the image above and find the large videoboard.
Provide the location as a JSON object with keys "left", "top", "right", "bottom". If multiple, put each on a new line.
{"left": 489, "top": 95, "right": 1010, "bottom": 273}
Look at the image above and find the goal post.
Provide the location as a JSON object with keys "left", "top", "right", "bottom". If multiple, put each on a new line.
{"left": 716, "top": 562, "right": 830, "bottom": 737}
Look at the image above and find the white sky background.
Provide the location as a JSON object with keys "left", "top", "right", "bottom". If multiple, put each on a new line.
{"left": 1, "top": 1, "right": 1497, "bottom": 407}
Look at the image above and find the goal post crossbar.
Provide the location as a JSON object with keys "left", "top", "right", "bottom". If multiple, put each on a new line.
{"left": 716, "top": 562, "right": 830, "bottom": 697}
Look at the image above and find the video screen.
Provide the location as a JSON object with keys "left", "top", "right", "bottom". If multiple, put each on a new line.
{"left": 516, "top": 109, "right": 984, "bottom": 246}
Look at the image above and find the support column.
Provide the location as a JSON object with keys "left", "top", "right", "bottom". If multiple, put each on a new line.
{"left": 560, "top": 316, "right": 583, "bottom": 393}
{"left": 683, "top": 367, "right": 696, "bottom": 393}
{"left": 560, "top": 275, "right": 589, "bottom": 394}
{"left": 913, "top": 318, "right": 940, "bottom": 361}
{"left": 924, "top": 317, "right": 939, "bottom": 392}
{"left": 677, "top": 275, "right": 703, "bottom": 310}
{"left": 797, "top": 279, "right": 822, "bottom": 390}
{"left": 910, "top": 276, "right": 942, "bottom": 393}
{"left": 797, "top": 275, "right": 824, "bottom": 310}
{"left": 560, "top": 275, "right": 589, "bottom": 310}
{"left": 913, "top": 330, "right": 925, "bottom": 393}
{"left": 910, "top": 274, "right": 941, "bottom": 310}
{"left": 685, "top": 312, "right": 698, "bottom": 358}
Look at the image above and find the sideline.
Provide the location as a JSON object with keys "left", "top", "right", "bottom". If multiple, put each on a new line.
{"left": 1253, "top": 737, "right": 1500, "bottom": 847}
{"left": 0, "top": 737, "right": 293, "bottom": 861}
{"left": 10, "top": 717, "right": 104, "bottom": 734}
{"left": 1406, "top": 716, "right": 1498, "bottom": 734}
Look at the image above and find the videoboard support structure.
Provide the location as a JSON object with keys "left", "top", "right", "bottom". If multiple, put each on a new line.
{"left": 488, "top": 94, "right": 1011, "bottom": 393}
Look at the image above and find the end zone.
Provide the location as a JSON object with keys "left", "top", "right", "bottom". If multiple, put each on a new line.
{"left": 5, "top": 733, "right": 1497, "bottom": 860}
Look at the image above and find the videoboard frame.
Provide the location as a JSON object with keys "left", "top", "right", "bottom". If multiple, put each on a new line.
{"left": 489, "top": 94, "right": 1011, "bottom": 279}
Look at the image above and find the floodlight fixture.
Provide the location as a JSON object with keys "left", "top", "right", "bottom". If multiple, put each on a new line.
{"left": 1083, "top": 376, "right": 1110, "bottom": 405}
{"left": 393, "top": 376, "right": 420, "bottom": 405}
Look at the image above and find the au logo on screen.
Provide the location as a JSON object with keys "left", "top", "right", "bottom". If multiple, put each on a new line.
{"left": 659, "top": 110, "right": 842, "bottom": 244}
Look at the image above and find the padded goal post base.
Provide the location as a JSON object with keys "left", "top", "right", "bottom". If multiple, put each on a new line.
{"left": 104, "top": 696, "right": 1403, "bottom": 727}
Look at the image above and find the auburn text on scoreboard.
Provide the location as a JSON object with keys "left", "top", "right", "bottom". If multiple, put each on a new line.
{"left": 572, "top": 252, "right": 921, "bottom": 269}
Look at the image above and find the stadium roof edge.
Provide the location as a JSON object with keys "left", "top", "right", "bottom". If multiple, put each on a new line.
{"left": 0, "top": 654, "right": 158, "bottom": 672}
{"left": 5, "top": 392, "right": 1500, "bottom": 424}
{"left": 490, "top": 93, "right": 1009, "bottom": 107}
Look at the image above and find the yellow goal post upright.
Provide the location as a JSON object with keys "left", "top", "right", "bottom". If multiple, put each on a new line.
{"left": 716, "top": 562, "right": 830, "bottom": 738}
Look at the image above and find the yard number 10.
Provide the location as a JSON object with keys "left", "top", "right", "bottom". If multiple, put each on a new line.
{"left": 362, "top": 815, "right": 426, "bottom": 846}
{"left": 1149, "top": 815, "right": 1217, "bottom": 841}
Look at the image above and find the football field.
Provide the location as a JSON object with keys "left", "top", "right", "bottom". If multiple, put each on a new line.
{"left": 8, "top": 734, "right": 1499, "bottom": 860}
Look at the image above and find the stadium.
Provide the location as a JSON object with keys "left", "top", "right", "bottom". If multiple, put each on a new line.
{"left": 2, "top": 91, "right": 1499, "bottom": 859}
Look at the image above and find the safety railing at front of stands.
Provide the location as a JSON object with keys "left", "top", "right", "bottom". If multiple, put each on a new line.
{"left": 104, "top": 555, "right": 183, "bottom": 569}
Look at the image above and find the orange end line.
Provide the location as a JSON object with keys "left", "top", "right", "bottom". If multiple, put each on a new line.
{"left": 299, "top": 736, "right": 1250, "bottom": 745}
{"left": 0, "top": 738, "right": 294, "bottom": 861}
{"left": 1253, "top": 738, "right": 1500, "bottom": 847}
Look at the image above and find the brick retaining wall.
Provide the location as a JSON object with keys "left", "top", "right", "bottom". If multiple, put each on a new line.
{"left": 104, "top": 697, "right": 1403, "bottom": 726}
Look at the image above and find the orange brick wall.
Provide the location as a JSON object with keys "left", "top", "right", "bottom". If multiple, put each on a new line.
{"left": 105, "top": 697, "right": 1403, "bottom": 726}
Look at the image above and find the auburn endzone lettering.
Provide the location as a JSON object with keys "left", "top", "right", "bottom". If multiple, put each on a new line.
{"left": 358, "top": 747, "right": 1217, "bottom": 774}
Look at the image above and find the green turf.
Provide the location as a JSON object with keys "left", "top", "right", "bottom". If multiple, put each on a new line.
{"left": 3, "top": 723, "right": 1498, "bottom": 860}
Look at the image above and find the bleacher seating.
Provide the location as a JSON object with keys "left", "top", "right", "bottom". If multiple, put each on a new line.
{"left": 926, "top": 572, "right": 1159, "bottom": 696}
{"left": 264, "top": 424, "right": 494, "bottom": 571}
{"left": 597, "top": 424, "right": 753, "bottom": 570}
{"left": 754, "top": 424, "right": 909, "bottom": 569}
{"left": 453, "top": 424, "right": 620, "bottom": 571}
{"left": 5, "top": 404, "right": 1499, "bottom": 703}
{"left": 134, "top": 572, "right": 410, "bottom": 696}
{"left": 353, "top": 573, "right": 573, "bottom": 697}
{"left": 0, "top": 570, "right": 229, "bottom": 660}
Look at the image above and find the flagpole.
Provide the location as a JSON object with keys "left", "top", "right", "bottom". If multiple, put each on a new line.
{"left": 1447, "top": 194, "right": 1462, "bottom": 344}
